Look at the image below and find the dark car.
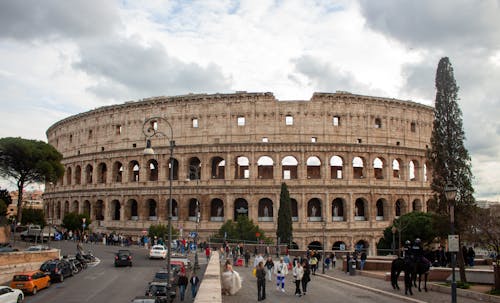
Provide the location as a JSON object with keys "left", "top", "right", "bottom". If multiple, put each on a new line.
{"left": 114, "top": 249, "right": 132, "bottom": 267}
{"left": 145, "top": 281, "right": 176, "bottom": 303}
{"left": 40, "top": 259, "right": 73, "bottom": 282}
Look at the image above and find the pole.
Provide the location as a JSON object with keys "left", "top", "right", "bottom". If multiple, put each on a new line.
{"left": 450, "top": 203, "right": 457, "bottom": 303}
{"left": 322, "top": 221, "right": 326, "bottom": 274}
{"left": 167, "top": 139, "right": 175, "bottom": 282}
{"left": 194, "top": 198, "right": 200, "bottom": 271}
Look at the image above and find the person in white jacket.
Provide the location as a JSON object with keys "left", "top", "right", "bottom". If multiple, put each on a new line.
{"left": 293, "top": 261, "right": 304, "bottom": 297}
{"left": 274, "top": 257, "right": 288, "bottom": 292}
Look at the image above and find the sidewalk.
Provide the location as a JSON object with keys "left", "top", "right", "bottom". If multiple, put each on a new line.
{"left": 320, "top": 266, "right": 500, "bottom": 303}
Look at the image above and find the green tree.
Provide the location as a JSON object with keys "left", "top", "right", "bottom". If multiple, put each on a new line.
{"left": 0, "top": 200, "right": 6, "bottom": 217}
{"left": 212, "top": 215, "right": 267, "bottom": 243}
{"left": 379, "top": 212, "right": 442, "bottom": 253}
{"left": 428, "top": 57, "right": 476, "bottom": 283}
{"left": 277, "top": 182, "right": 293, "bottom": 246}
{"left": 0, "top": 188, "right": 12, "bottom": 207}
{"left": 0, "top": 137, "right": 64, "bottom": 223}
{"left": 62, "top": 212, "right": 91, "bottom": 232}
{"left": 148, "top": 224, "right": 179, "bottom": 241}
{"left": 21, "top": 208, "right": 46, "bottom": 227}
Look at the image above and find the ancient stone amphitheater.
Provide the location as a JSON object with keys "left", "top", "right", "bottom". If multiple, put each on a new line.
{"left": 44, "top": 91, "right": 434, "bottom": 254}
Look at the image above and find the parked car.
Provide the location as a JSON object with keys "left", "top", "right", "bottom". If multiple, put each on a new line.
{"left": 0, "top": 246, "right": 18, "bottom": 253}
{"left": 10, "top": 270, "right": 51, "bottom": 295}
{"left": 20, "top": 225, "right": 58, "bottom": 242}
{"left": 40, "top": 259, "right": 73, "bottom": 282}
{"left": 24, "top": 245, "right": 50, "bottom": 252}
{"left": 114, "top": 250, "right": 132, "bottom": 267}
{"left": 0, "top": 286, "right": 24, "bottom": 302}
{"left": 149, "top": 245, "right": 167, "bottom": 259}
{"left": 145, "top": 281, "right": 176, "bottom": 303}
{"left": 170, "top": 256, "right": 191, "bottom": 269}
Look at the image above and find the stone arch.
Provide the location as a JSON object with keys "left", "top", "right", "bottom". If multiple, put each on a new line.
{"left": 330, "top": 155, "right": 343, "bottom": 179}
{"left": 112, "top": 161, "right": 123, "bottom": 183}
{"left": 392, "top": 158, "right": 403, "bottom": 179}
{"left": 332, "top": 197, "right": 345, "bottom": 221}
{"left": 354, "top": 198, "right": 367, "bottom": 220}
{"left": 129, "top": 160, "right": 140, "bottom": 182}
{"left": 352, "top": 156, "right": 365, "bottom": 179}
{"left": 188, "top": 157, "right": 201, "bottom": 180}
{"left": 308, "top": 240, "right": 322, "bottom": 251}
{"left": 281, "top": 155, "right": 298, "bottom": 180}
{"left": 168, "top": 199, "right": 179, "bottom": 220}
{"left": 234, "top": 156, "right": 250, "bottom": 179}
{"left": 111, "top": 199, "right": 120, "bottom": 220}
{"left": 257, "top": 156, "right": 274, "bottom": 179}
{"left": 210, "top": 198, "right": 224, "bottom": 221}
{"left": 66, "top": 167, "right": 72, "bottom": 185}
{"left": 291, "top": 198, "right": 298, "bottom": 221}
{"left": 211, "top": 156, "right": 225, "bottom": 179}
{"left": 409, "top": 160, "right": 420, "bottom": 181}
{"left": 97, "top": 162, "right": 107, "bottom": 183}
{"left": 188, "top": 198, "right": 200, "bottom": 221}
{"left": 332, "top": 241, "right": 346, "bottom": 251}
{"left": 56, "top": 201, "right": 61, "bottom": 219}
{"left": 258, "top": 198, "right": 273, "bottom": 221}
{"left": 128, "top": 199, "right": 139, "bottom": 220}
{"left": 373, "top": 157, "right": 385, "bottom": 179}
{"left": 75, "top": 165, "right": 81, "bottom": 185}
{"left": 412, "top": 199, "right": 422, "bottom": 212}
{"left": 147, "top": 159, "right": 159, "bottom": 181}
{"left": 234, "top": 198, "right": 249, "bottom": 220}
{"left": 307, "top": 198, "right": 322, "bottom": 221}
{"left": 306, "top": 156, "right": 321, "bottom": 179}
{"left": 71, "top": 200, "right": 79, "bottom": 213}
{"left": 355, "top": 239, "right": 369, "bottom": 252}
{"left": 95, "top": 200, "right": 104, "bottom": 220}
{"left": 395, "top": 198, "right": 406, "bottom": 217}
{"left": 85, "top": 164, "right": 93, "bottom": 184}
{"left": 83, "top": 200, "right": 90, "bottom": 217}
{"left": 376, "top": 198, "right": 389, "bottom": 220}
{"left": 167, "top": 158, "right": 179, "bottom": 181}
{"left": 64, "top": 200, "right": 69, "bottom": 216}
{"left": 147, "top": 199, "right": 157, "bottom": 219}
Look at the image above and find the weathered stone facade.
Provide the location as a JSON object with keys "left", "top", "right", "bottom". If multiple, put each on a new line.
{"left": 43, "top": 91, "right": 434, "bottom": 255}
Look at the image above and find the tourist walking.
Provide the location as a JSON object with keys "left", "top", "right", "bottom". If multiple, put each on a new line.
{"left": 254, "top": 253, "right": 265, "bottom": 268}
{"left": 293, "top": 261, "right": 304, "bottom": 297}
{"left": 177, "top": 272, "right": 188, "bottom": 301}
{"left": 264, "top": 256, "right": 274, "bottom": 281}
{"left": 301, "top": 260, "right": 311, "bottom": 295}
{"left": 310, "top": 255, "right": 318, "bottom": 275}
{"left": 190, "top": 273, "right": 200, "bottom": 299}
{"left": 256, "top": 261, "right": 266, "bottom": 301}
{"left": 360, "top": 251, "right": 367, "bottom": 270}
{"left": 244, "top": 250, "right": 251, "bottom": 267}
{"left": 274, "top": 257, "right": 289, "bottom": 292}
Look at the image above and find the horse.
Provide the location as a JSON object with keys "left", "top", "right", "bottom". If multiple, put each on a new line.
{"left": 412, "top": 258, "right": 430, "bottom": 292}
{"left": 390, "top": 257, "right": 414, "bottom": 295}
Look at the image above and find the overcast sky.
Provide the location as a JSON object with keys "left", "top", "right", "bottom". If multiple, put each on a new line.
{"left": 0, "top": 0, "right": 499, "bottom": 200}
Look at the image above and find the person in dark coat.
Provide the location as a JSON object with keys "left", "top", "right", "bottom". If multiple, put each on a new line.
{"left": 256, "top": 261, "right": 266, "bottom": 301}
{"left": 177, "top": 272, "right": 189, "bottom": 301}
{"left": 244, "top": 250, "right": 251, "bottom": 267}
{"left": 190, "top": 273, "right": 200, "bottom": 299}
{"left": 301, "top": 260, "right": 311, "bottom": 295}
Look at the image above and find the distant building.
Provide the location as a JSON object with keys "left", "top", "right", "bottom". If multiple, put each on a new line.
{"left": 5, "top": 190, "right": 44, "bottom": 218}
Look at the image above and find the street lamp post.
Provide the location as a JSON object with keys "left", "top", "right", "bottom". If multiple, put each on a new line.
{"left": 194, "top": 199, "right": 200, "bottom": 271}
{"left": 445, "top": 183, "right": 458, "bottom": 303}
{"left": 143, "top": 117, "right": 175, "bottom": 282}
{"left": 322, "top": 220, "right": 326, "bottom": 274}
{"left": 391, "top": 226, "right": 397, "bottom": 256}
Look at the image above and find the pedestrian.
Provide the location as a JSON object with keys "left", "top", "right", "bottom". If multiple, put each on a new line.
{"left": 332, "top": 253, "right": 337, "bottom": 269}
{"left": 274, "top": 257, "right": 288, "bottom": 292}
{"left": 324, "top": 255, "right": 330, "bottom": 270}
{"left": 264, "top": 256, "right": 274, "bottom": 281}
{"left": 293, "top": 260, "right": 304, "bottom": 297}
{"left": 190, "top": 272, "right": 200, "bottom": 299}
{"left": 301, "top": 260, "right": 310, "bottom": 295}
{"left": 467, "top": 247, "right": 475, "bottom": 267}
{"left": 205, "top": 246, "right": 211, "bottom": 262}
{"left": 244, "top": 250, "right": 251, "bottom": 267}
{"left": 256, "top": 261, "right": 266, "bottom": 301}
{"left": 310, "top": 255, "right": 318, "bottom": 275}
{"left": 360, "top": 251, "right": 367, "bottom": 270}
{"left": 177, "top": 271, "right": 188, "bottom": 301}
{"left": 254, "top": 253, "right": 264, "bottom": 268}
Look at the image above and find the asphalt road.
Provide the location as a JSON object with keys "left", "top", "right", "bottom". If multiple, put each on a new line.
{"left": 22, "top": 241, "right": 206, "bottom": 303}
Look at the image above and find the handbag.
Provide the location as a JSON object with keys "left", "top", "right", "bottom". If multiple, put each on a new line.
{"left": 252, "top": 268, "right": 257, "bottom": 277}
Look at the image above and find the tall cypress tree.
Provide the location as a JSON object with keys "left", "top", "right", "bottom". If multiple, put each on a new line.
{"left": 277, "top": 182, "right": 293, "bottom": 246}
{"left": 428, "top": 57, "right": 476, "bottom": 282}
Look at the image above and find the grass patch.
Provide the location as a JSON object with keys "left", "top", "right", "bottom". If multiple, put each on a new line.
{"left": 442, "top": 281, "right": 471, "bottom": 289}
{"left": 488, "top": 289, "right": 500, "bottom": 296}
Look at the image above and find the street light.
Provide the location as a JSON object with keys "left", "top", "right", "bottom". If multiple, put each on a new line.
{"left": 194, "top": 198, "right": 200, "bottom": 271}
{"left": 391, "top": 226, "right": 397, "bottom": 256}
{"left": 143, "top": 117, "right": 175, "bottom": 282}
{"left": 445, "top": 182, "right": 458, "bottom": 303}
{"left": 322, "top": 220, "right": 327, "bottom": 274}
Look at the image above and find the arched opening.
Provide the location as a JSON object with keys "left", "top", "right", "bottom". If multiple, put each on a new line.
{"left": 412, "top": 199, "right": 422, "bottom": 212}
{"left": 188, "top": 158, "right": 201, "bottom": 180}
{"left": 355, "top": 239, "right": 369, "bottom": 252}
{"left": 147, "top": 159, "right": 159, "bottom": 181}
{"left": 210, "top": 198, "right": 224, "bottom": 221}
{"left": 112, "top": 161, "right": 123, "bottom": 183}
{"left": 376, "top": 199, "right": 385, "bottom": 220}
{"left": 257, "top": 156, "right": 274, "bottom": 179}
{"left": 95, "top": 200, "right": 104, "bottom": 221}
{"left": 409, "top": 160, "right": 420, "bottom": 181}
{"left": 281, "top": 156, "right": 298, "bottom": 180}
{"left": 332, "top": 241, "right": 346, "bottom": 251}
{"left": 167, "top": 199, "right": 179, "bottom": 220}
{"left": 307, "top": 198, "right": 322, "bottom": 221}
{"left": 75, "top": 165, "right": 81, "bottom": 185}
{"left": 291, "top": 198, "right": 298, "bottom": 222}
{"left": 188, "top": 198, "right": 200, "bottom": 221}
{"left": 97, "top": 163, "right": 107, "bottom": 183}
{"left": 66, "top": 167, "right": 72, "bottom": 185}
{"left": 129, "top": 161, "right": 140, "bottom": 182}
{"left": 373, "top": 157, "right": 384, "bottom": 179}
{"left": 167, "top": 158, "right": 179, "bottom": 181}
{"left": 56, "top": 201, "right": 61, "bottom": 219}
{"left": 85, "top": 164, "right": 93, "bottom": 184}
{"left": 352, "top": 156, "right": 365, "bottom": 179}
{"left": 211, "top": 157, "right": 225, "bottom": 179}
{"left": 392, "top": 159, "right": 401, "bottom": 179}
{"left": 71, "top": 200, "right": 79, "bottom": 213}
{"left": 258, "top": 198, "right": 273, "bottom": 221}
{"left": 374, "top": 117, "right": 382, "bottom": 128}
{"left": 308, "top": 241, "right": 323, "bottom": 251}
{"left": 330, "top": 156, "right": 343, "bottom": 179}
{"left": 128, "top": 199, "right": 138, "bottom": 220}
{"left": 112, "top": 200, "right": 120, "bottom": 220}
{"left": 306, "top": 156, "right": 321, "bottom": 179}
{"left": 234, "top": 156, "right": 250, "bottom": 179}
{"left": 234, "top": 198, "right": 249, "bottom": 220}
{"left": 354, "top": 198, "right": 366, "bottom": 221}
{"left": 332, "top": 198, "right": 344, "bottom": 221}
{"left": 64, "top": 201, "right": 69, "bottom": 216}
{"left": 83, "top": 200, "right": 90, "bottom": 217}
{"left": 148, "top": 199, "right": 157, "bottom": 220}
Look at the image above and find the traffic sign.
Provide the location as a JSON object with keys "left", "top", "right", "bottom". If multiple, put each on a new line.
{"left": 190, "top": 232, "right": 197, "bottom": 238}
{"left": 448, "top": 235, "right": 459, "bottom": 252}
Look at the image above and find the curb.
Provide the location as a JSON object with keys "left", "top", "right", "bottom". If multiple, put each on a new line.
{"left": 429, "top": 283, "right": 500, "bottom": 303}
{"left": 317, "top": 273, "right": 427, "bottom": 303}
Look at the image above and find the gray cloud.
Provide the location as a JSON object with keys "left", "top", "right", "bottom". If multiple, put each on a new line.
{"left": 358, "top": 0, "right": 500, "bottom": 51}
{"left": 73, "top": 38, "right": 232, "bottom": 98}
{"left": 0, "top": 0, "right": 119, "bottom": 41}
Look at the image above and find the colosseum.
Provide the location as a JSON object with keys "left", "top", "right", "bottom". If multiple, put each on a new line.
{"left": 43, "top": 91, "right": 434, "bottom": 255}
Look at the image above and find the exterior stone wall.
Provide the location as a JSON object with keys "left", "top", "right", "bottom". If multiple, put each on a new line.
{"left": 43, "top": 91, "right": 434, "bottom": 255}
